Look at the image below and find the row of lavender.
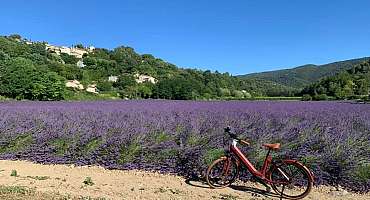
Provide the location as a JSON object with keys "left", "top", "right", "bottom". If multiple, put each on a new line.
{"left": 0, "top": 100, "right": 369, "bottom": 192}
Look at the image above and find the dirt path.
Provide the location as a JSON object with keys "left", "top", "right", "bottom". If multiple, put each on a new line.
{"left": 0, "top": 160, "right": 368, "bottom": 200}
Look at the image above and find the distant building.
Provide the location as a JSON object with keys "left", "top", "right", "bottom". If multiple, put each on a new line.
{"left": 108, "top": 76, "right": 118, "bottom": 82}
{"left": 45, "top": 44, "right": 88, "bottom": 58}
{"left": 60, "top": 46, "right": 71, "bottom": 54}
{"left": 135, "top": 74, "right": 157, "bottom": 84}
{"left": 88, "top": 46, "right": 95, "bottom": 52}
{"left": 66, "top": 80, "right": 84, "bottom": 90}
{"left": 86, "top": 84, "right": 98, "bottom": 94}
{"left": 77, "top": 60, "right": 85, "bottom": 68}
{"left": 70, "top": 47, "right": 88, "bottom": 58}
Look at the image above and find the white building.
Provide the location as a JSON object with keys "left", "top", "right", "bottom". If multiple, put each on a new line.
{"left": 77, "top": 60, "right": 85, "bottom": 68}
{"left": 86, "top": 84, "right": 98, "bottom": 94}
{"left": 66, "top": 80, "right": 84, "bottom": 90}
{"left": 45, "top": 44, "right": 88, "bottom": 58}
{"left": 135, "top": 74, "right": 157, "bottom": 84}
{"left": 108, "top": 76, "right": 118, "bottom": 82}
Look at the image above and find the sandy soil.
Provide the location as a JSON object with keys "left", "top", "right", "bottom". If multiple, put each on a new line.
{"left": 0, "top": 160, "right": 368, "bottom": 200}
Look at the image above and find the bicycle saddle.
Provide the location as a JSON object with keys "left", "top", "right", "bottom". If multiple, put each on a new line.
{"left": 263, "top": 143, "right": 281, "bottom": 150}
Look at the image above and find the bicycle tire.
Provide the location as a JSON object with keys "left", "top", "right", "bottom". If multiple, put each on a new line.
{"left": 269, "top": 159, "right": 313, "bottom": 199}
{"left": 206, "top": 156, "right": 239, "bottom": 189}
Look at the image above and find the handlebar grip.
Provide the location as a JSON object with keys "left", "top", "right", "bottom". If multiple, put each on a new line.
{"left": 240, "top": 139, "right": 250, "bottom": 146}
{"left": 224, "top": 126, "right": 231, "bottom": 133}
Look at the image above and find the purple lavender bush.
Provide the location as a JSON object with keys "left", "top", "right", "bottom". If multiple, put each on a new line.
{"left": 0, "top": 100, "right": 369, "bottom": 192}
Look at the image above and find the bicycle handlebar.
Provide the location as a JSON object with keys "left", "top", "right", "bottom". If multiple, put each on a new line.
{"left": 224, "top": 126, "right": 250, "bottom": 145}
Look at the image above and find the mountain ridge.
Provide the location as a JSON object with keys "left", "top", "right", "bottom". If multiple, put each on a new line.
{"left": 239, "top": 57, "right": 370, "bottom": 89}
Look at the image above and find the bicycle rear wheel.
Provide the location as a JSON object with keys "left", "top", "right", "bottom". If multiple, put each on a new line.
{"left": 269, "top": 160, "right": 313, "bottom": 199}
{"left": 206, "top": 157, "right": 239, "bottom": 188}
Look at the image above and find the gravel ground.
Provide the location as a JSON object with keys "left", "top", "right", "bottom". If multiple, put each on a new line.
{"left": 0, "top": 160, "right": 368, "bottom": 200}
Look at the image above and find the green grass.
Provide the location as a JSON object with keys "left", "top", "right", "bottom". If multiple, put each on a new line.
{"left": 118, "top": 140, "right": 142, "bottom": 164}
{"left": 0, "top": 134, "right": 34, "bottom": 153}
{"left": 249, "top": 96, "right": 302, "bottom": 101}
{"left": 187, "top": 134, "right": 208, "bottom": 147}
{"left": 203, "top": 148, "right": 225, "bottom": 165}
{"left": 50, "top": 138, "right": 71, "bottom": 156}
{"left": 83, "top": 138, "right": 103, "bottom": 154}
{"left": 0, "top": 185, "right": 107, "bottom": 200}
{"left": 64, "top": 90, "right": 119, "bottom": 101}
{"left": 83, "top": 177, "right": 94, "bottom": 186}
{"left": 354, "top": 163, "right": 370, "bottom": 182}
{"left": 0, "top": 186, "right": 32, "bottom": 195}
{"left": 153, "top": 132, "right": 172, "bottom": 144}
{"left": 10, "top": 170, "right": 18, "bottom": 177}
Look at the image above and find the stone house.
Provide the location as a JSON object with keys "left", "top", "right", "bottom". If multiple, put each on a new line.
{"left": 86, "top": 84, "right": 98, "bottom": 94}
{"left": 135, "top": 74, "right": 157, "bottom": 84}
{"left": 66, "top": 80, "right": 84, "bottom": 90}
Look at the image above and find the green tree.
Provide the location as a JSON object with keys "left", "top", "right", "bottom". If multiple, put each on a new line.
{"left": 97, "top": 80, "right": 113, "bottom": 92}
{"left": 113, "top": 75, "right": 137, "bottom": 90}
{"left": 0, "top": 58, "right": 66, "bottom": 100}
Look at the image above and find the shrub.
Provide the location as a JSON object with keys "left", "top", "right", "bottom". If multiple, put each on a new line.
{"left": 302, "top": 94, "right": 312, "bottom": 101}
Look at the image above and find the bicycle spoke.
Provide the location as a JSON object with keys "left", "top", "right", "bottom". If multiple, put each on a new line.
{"left": 270, "top": 161, "right": 312, "bottom": 199}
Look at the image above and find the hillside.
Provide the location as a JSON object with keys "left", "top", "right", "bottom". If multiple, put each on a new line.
{"left": 239, "top": 57, "right": 370, "bottom": 89}
{"left": 301, "top": 60, "right": 370, "bottom": 100}
{"left": 0, "top": 34, "right": 297, "bottom": 100}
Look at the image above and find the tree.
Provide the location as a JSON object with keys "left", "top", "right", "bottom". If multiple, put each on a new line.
{"left": 97, "top": 80, "right": 113, "bottom": 92}
{"left": 60, "top": 53, "right": 79, "bottom": 64}
{"left": 0, "top": 58, "right": 66, "bottom": 100}
{"left": 74, "top": 44, "right": 85, "bottom": 49}
{"left": 113, "top": 74, "right": 137, "bottom": 90}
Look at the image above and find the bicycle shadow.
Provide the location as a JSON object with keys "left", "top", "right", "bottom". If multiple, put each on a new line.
{"left": 185, "top": 177, "right": 282, "bottom": 199}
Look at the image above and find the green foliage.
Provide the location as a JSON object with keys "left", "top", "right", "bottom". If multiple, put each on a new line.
{"left": 119, "top": 140, "right": 142, "bottom": 164}
{"left": 4, "top": 34, "right": 364, "bottom": 100}
{"left": 0, "top": 57, "right": 66, "bottom": 100}
{"left": 241, "top": 57, "right": 369, "bottom": 89}
{"left": 113, "top": 74, "right": 137, "bottom": 90}
{"left": 50, "top": 138, "right": 70, "bottom": 156}
{"left": 302, "top": 60, "right": 370, "bottom": 100}
{"left": 203, "top": 148, "right": 225, "bottom": 165}
{"left": 313, "top": 94, "right": 328, "bottom": 101}
{"left": 302, "top": 94, "right": 312, "bottom": 101}
{"left": 60, "top": 53, "right": 79, "bottom": 64}
{"left": 0, "top": 186, "right": 30, "bottom": 195}
{"left": 83, "top": 177, "right": 94, "bottom": 186}
{"left": 96, "top": 80, "right": 112, "bottom": 92}
{"left": 0, "top": 134, "right": 34, "bottom": 153}
{"left": 10, "top": 170, "right": 18, "bottom": 177}
{"left": 64, "top": 90, "right": 117, "bottom": 101}
{"left": 354, "top": 163, "right": 370, "bottom": 182}
{"left": 153, "top": 132, "right": 172, "bottom": 144}
{"left": 83, "top": 138, "right": 103, "bottom": 154}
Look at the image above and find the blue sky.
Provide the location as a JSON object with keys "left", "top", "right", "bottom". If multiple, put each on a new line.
{"left": 1, "top": 0, "right": 370, "bottom": 75}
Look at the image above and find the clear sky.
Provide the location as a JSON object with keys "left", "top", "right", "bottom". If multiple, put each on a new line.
{"left": 1, "top": 0, "right": 370, "bottom": 75}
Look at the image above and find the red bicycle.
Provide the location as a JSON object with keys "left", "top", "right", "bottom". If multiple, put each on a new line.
{"left": 206, "top": 127, "right": 314, "bottom": 199}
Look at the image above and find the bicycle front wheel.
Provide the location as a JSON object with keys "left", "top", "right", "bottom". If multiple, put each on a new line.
{"left": 206, "top": 157, "right": 239, "bottom": 188}
{"left": 269, "top": 160, "right": 313, "bottom": 199}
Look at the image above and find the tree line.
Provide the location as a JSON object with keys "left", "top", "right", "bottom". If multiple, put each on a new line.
{"left": 0, "top": 35, "right": 295, "bottom": 101}
{"left": 301, "top": 60, "right": 370, "bottom": 101}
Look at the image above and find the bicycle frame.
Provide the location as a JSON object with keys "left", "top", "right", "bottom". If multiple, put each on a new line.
{"left": 229, "top": 139, "right": 282, "bottom": 184}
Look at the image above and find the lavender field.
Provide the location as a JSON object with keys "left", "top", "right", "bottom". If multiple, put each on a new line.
{"left": 0, "top": 100, "right": 369, "bottom": 192}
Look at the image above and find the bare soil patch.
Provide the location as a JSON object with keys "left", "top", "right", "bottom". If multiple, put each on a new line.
{"left": 0, "top": 160, "right": 368, "bottom": 200}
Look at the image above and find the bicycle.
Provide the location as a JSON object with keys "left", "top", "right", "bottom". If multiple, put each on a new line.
{"left": 206, "top": 127, "right": 314, "bottom": 200}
